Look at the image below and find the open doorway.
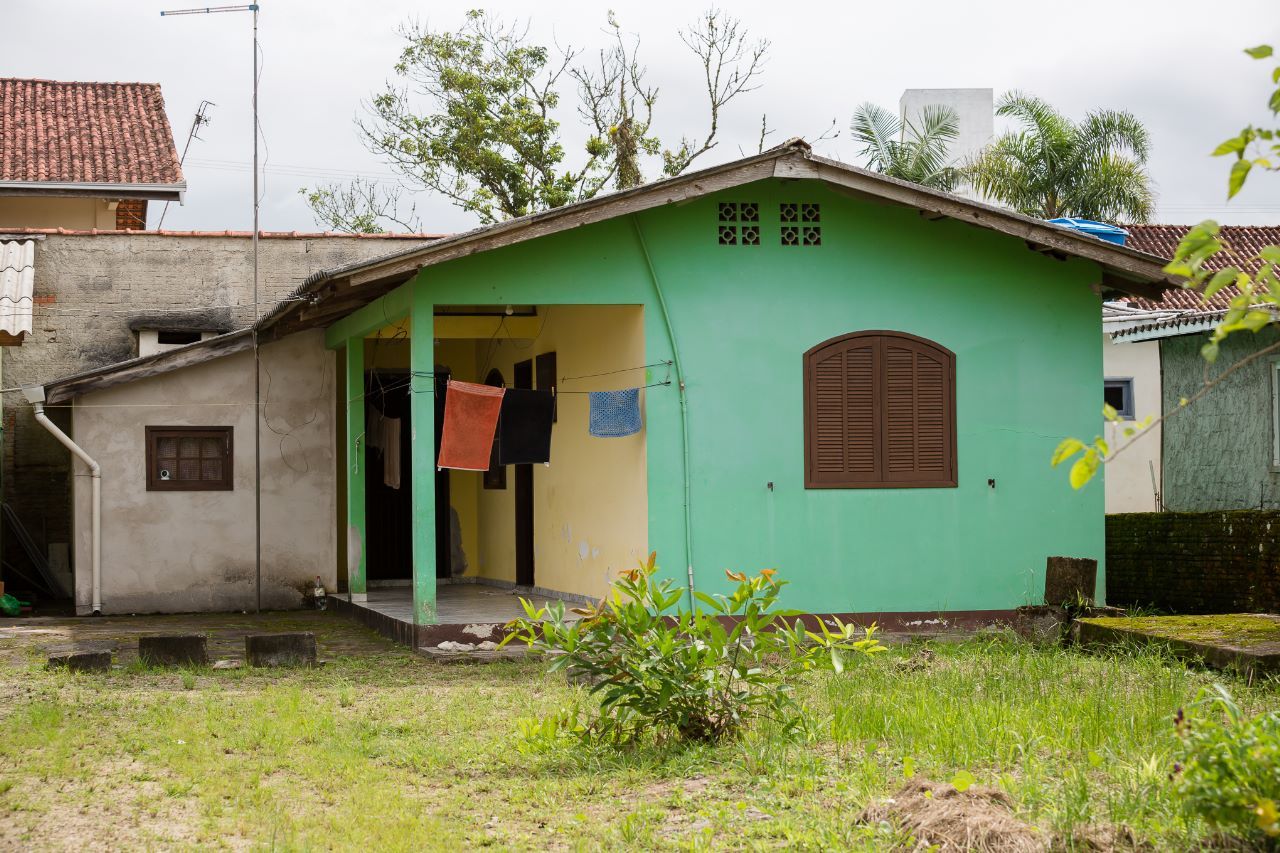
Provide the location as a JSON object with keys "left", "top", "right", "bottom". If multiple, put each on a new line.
{"left": 363, "top": 370, "right": 412, "bottom": 584}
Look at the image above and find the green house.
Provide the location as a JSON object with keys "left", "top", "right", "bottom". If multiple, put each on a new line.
{"left": 40, "top": 141, "right": 1173, "bottom": 636}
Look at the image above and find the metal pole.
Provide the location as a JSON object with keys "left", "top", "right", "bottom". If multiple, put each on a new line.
{"left": 160, "top": 2, "right": 264, "bottom": 612}
{"left": 252, "top": 3, "right": 262, "bottom": 613}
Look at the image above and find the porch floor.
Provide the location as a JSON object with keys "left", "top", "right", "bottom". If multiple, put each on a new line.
{"left": 362, "top": 584, "right": 582, "bottom": 625}
{"left": 338, "top": 583, "right": 584, "bottom": 652}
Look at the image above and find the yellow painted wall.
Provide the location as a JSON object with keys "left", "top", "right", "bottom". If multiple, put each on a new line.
{"left": 471, "top": 305, "right": 648, "bottom": 598}
{"left": 0, "top": 196, "right": 116, "bottom": 229}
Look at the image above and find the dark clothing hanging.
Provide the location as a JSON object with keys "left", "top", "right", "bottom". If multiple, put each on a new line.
{"left": 497, "top": 388, "right": 555, "bottom": 465}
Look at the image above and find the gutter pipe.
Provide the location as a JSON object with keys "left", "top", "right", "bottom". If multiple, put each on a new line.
{"left": 25, "top": 386, "right": 102, "bottom": 615}
{"left": 631, "top": 217, "right": 697, "bottom": 606}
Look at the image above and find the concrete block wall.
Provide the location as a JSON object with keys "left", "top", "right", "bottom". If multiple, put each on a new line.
{"left": 1106, "top": 511, "right": 1280, "bottom": 613}
{"left": 0, "top": 233, "right": 430, "bottom": 587}
{"left": 1160, "top": 328, "right": 1280, "bottom": 511}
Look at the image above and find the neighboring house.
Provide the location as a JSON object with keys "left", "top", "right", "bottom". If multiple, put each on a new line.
{"left": 0, "top": 230, "right": 437, "bottom": 597}
{"left": 1106, "top": 225, "right": 1280, "bottom": 512}
{"left": 32, "top": 140, "right": 1174, "bottom": 627}
{"left": 0, "top": 78, "right": 186, "bottom": 230}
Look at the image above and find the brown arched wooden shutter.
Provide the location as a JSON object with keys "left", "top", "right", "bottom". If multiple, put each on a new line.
{"left": 804, "top": 331, "right": 956, "bottom": 488}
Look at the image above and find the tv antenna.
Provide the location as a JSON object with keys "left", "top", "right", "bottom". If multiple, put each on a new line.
{"left": 156, "top": 99, "right": 215, "bottom": 229}
{"left": 161, "top": 3, "right": 264, "bottom": 613}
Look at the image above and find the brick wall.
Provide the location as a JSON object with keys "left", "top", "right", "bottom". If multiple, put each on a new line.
{"left": 0, "top": 233, "right": 430, "bottom": 584}
{"left": 1106, "top": 511, "right": 1280, "bottom": 613}
{"left": 114, "top": 200, "right": 147, "bottom": 230}
{"left": 1160, "top": 328, "right": 1280, "bottom": 511}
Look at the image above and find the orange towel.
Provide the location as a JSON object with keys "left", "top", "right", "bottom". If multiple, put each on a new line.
{"left": 437, "top": 380, "right": 506, "bottom": 471}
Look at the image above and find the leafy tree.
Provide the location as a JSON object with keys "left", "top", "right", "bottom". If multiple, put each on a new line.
{"left": 305, "top": 9, "right": 768, "bottom": 231}
{"left": 1055, "top": 46, "right": 1279, "bottom": 489}
{"left": 967, "top": 91, "right": 1155, "bottom": 223}
{"left": 849, "top": 102, "right": 962, "bottom": 191}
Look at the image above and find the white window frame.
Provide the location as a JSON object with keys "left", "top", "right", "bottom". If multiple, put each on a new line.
{"left": 1271, "top": 359, "right": 1280, "bottom": 469}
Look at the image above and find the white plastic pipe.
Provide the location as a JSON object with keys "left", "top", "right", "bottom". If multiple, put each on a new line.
{"left": 31, "top": 400, "right": 102, "bottom": 615}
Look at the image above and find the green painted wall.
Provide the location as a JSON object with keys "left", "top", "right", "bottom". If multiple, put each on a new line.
{"left": 338, "top": 178, "right": 1107, "bottom": 615}
{"left": 1160, "top": 328, "right": 1280, "bottom": 511}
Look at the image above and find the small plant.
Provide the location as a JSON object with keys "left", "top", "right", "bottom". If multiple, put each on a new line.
{"left": 179, "top": 670, "right": 196, "bottom": 691}
{"left": 1173, "top": 685, "right": 1280, "bottom": 841}
{"left": 502, "top": 553, "right": 885, "bottom": 745}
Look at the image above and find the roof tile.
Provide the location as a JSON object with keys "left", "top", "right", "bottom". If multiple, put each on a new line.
{"left": 1123, "top": 224, "right": 1280, "bottom": 311}
{"left": 0, "top": 78, "right": 183, "bottom": 186}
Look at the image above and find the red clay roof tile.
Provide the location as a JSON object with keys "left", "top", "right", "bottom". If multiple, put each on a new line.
{"left": 1122, "top": 224, "right": 1280, "bottom": 311}
{"left": 0, "top": 78, "right": 183, "bottom": 186}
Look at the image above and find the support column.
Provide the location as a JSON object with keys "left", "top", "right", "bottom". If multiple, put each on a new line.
{"left": 410, "top": 296, "right": 437, "bottom": 625}
{"left": 345, "top": 339, "right": 367, "bottom": 602}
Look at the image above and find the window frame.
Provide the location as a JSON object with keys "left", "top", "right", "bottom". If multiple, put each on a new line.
{"left": 1103, "top": 377, "right": 1136, "bottom": 420}
{"left": 145, "top": 425, "right": 234, "bottom": 492}
{"left": 803, "top": 330, "right": 957, "bottom": 490}
{"left": 1271, "top": 359, "right": 1280, "bottom": 470}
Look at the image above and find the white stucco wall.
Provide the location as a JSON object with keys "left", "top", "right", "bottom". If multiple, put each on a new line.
{"left": 899, "top": 88, "right": 994, "bottom": 166}
{"left": 1103, "top": 334, "right": 1162, "bottom": 513}
{"left": 69, "top": 330, "right": 336, "bottom": 614}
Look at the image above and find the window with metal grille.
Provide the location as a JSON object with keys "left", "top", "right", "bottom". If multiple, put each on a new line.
{"left": 804, "top": 331, "right": 956, "bottom": 488}
{"left": 716, "top": 201, "right": 760, "bottom": 246}
{"left": 146, "top": 426, "right": 233, "bottom": 491}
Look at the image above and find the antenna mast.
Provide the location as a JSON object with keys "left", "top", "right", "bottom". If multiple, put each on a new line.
{"left": 156, "top": 99, "right": 215, "bottom": 229}
{"left": 161, "top": 3, "right": 263, "bottom": 613}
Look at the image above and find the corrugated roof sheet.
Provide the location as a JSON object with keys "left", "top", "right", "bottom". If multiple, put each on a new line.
{"left": 0, "top": 240, "right": 35, "bottom": 337}
{"left": 0, "top": 78, "right": 183, "bottom": 186}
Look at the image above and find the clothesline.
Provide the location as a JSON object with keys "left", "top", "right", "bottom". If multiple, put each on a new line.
{"left": 559, "top": 360, "right": 672, "bottom": 382}
{"left": 555, "top": 380, "right": 671, "bottom": 395}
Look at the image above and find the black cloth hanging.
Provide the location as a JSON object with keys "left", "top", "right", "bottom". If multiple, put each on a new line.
{"left": 497, "top": 388, "right": 555, "bottom": 465}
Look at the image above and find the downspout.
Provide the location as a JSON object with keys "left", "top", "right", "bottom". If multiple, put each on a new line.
{"left": 631, "top": 217, "right": 696, "bottom": 605}
{"left": 25, "top": 387, "right": 102, "bottom": 615}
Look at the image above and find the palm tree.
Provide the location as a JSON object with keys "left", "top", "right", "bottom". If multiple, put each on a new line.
{"left": 850, "top": 103, "right": 963, "bottom": 191}
{"left": 966, "top": 91, "right": 1154, "bottom": 223}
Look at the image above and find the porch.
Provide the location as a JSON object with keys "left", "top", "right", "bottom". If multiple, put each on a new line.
{"left": 334, "top": 582, "right": 586, "bottom": 652}
{"left": 329, "top": 297, "right": 653, "bottom": 643}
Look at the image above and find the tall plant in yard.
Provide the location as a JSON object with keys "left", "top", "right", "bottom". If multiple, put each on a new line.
{"left": 502, "top": 554, "right": 885, "bottom": 745}
{"left": 850, "top": 102, "right": 962, "bottom": 191}
{"left": 966, "top": 91, "right": 1154, "bottom": 223}
{"left": 1174, "top": 685, "right": 1280, "bottom": 842}
{"left": 1054, "top": 45, "right": 1280, "bottom": 489}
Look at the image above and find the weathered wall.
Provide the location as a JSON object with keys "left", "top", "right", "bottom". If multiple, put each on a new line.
{"left": 1104, "top": 335, "right": 1162, "bottom": 512}
{"left": 2, "top": 232, "right": 429, "bottom": 589}
{"left": 69, "top": 330, "right": 336, "bottom": 614}
{"left": 1161, "top": 327, "right": 1280, "bottom": 511}
{"left": 1107, "top": 511, "right": 1280, "bottom": 612}
{"left": 330, "top": 176, "right": 1109, "bottom": 615}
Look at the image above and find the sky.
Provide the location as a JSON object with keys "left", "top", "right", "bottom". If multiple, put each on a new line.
{"left": 7, "top": 0, "right": 1279, "bottom": 233}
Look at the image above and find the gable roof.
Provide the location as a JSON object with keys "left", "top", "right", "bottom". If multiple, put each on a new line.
{"left": 42, "top": 139, "right": 1181, "bottom": 403}
{"left": 1121, "top": 224, "right": 1280, "bottom": 311}
{"left": 259, "top": 139, "right": 1179, "bottom": 340}
{"left": 0, "top": 79, "right": 185, "bottom": 200}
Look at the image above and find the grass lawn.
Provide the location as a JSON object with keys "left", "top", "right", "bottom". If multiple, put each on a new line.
{"left": 0, "top": 614, "right": 1274, "bottom": 850}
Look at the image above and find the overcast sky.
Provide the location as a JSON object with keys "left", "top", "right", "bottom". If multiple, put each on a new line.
{"left": 8, "top": 1, "right": 1279, "bottom": 232}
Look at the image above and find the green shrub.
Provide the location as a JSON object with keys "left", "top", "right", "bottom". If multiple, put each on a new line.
{"left": 1174, "top": 685, "right": 1280, "bottom": 841}
{"left": 502, "top": 554, "right": 885, "bottom": 745}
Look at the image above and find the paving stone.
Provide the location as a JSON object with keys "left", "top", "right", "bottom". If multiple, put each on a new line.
{"left": 245, "top": 632, "right": 317, "bottom": 667}
{"left": 139, "top": 634, "right": 208, "bottom": 667}
{"left": 47, "top": 650, "right": 112, "bottom": 672}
